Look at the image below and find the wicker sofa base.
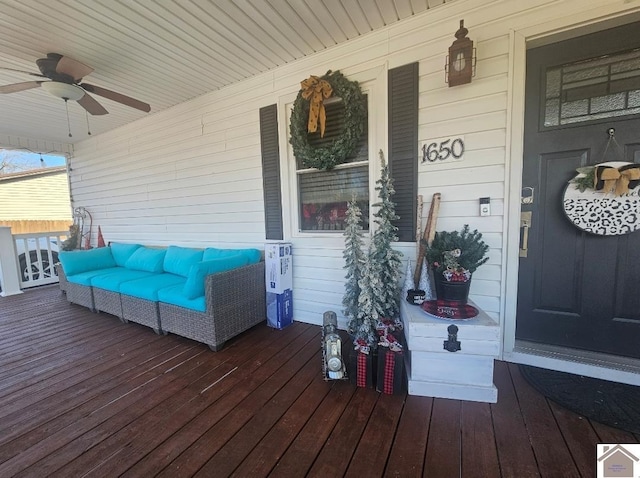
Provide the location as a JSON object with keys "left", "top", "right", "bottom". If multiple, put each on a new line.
{"left": 121, "top": 294, "right": 162, "bottom": 334}
{"left": 159, "top": 302, "right": 263, "bottom": 351}
{"left": 159, "top": 261, "right": 266, "bottom": 351}
{"left": 93, "top": 288, "right": 124, "bottom": 319}
{"left": 57, "top": 257, "right": 266, "bottom": 349}
{"left": 66, "top": 282, "right": 94, "bottom": 310}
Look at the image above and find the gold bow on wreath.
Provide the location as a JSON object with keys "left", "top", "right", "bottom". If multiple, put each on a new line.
{"left": 594, "top": 164, "right": 640, "bottom": 196}
{"left": 300, "top": 76, "right": 333, "bottom": 138}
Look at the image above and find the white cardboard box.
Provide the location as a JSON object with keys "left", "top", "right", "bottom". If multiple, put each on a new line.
{"left": 265, "top": 243, "right": 292, "bottom": 293}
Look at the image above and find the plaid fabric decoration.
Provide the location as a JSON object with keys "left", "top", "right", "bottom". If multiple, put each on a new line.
{"left": 377, "top": 348, "right": 404, "bottom": 395}
{"left": 357, "top": 352, "right": 367, "bottom": 388}
{"left": 383, "top": 351, "right": 395, "bottom": 394}
{"left": 421, "top": 299, "right": 479, "bottom": 320}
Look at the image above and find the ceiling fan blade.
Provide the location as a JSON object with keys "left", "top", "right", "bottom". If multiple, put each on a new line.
{"left": 80, "top": 83, "right": 150, "bottom": 112}
{"left": 0, "top": 81, "right": 43, "bottom": 93}
{"left": 56, "top": 55, "right": 93, "bottom": 81}
{"left": 77, "top": 92, "right": 108, "bottom": 115}
{"left": 0, "top": 67, "right": 46, "bottom": 78}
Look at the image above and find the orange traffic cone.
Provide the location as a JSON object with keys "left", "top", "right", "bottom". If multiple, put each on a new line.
{"left": 97, "top": 226, "right": 106, "bottom": 247}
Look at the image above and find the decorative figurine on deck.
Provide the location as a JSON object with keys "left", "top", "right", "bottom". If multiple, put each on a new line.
{"left": 322, "top": 311, "right": 347, "bottom": 380}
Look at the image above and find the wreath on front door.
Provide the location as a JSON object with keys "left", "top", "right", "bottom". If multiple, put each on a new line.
{"left": 289, "top": 70, "right": 366, "bottom": 171}
{"left": 563, "top": 161, "right": 640, "bottom": 236}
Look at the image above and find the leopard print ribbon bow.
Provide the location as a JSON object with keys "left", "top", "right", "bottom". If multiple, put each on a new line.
{"left": 594, "top": 164, "right": 640, "bottom": 196}
{"left": 300, "top": 76, "right": 333, "bottom": 138}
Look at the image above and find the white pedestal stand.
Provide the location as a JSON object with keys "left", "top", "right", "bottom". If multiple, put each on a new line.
{"left": 400, "top": 299, "right": 500, "bottom": 403}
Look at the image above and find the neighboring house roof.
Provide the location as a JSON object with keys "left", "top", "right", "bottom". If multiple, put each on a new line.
{"left": 0, "top": 166, "right": 67, "bottom": 182}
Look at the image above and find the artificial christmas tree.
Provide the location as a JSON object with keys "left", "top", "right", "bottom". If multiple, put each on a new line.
{"left": 368, "top": 150, "right": 403, "bottom": 320}
{"left": 353, "top": 150, "right": 403, "bottom": 347}
{"left": 344, "top": 150, "right": 404, "bottom": 388}
{"left": 349, "top": 250, "right": 378, "bottom": 388}
{"left": 418, "top": 258, "right": 433, "bottom": 300}
{"left": 343, "top": 195, "right": 366, "bottom": 336}
{"left": 401, "top": 259, "right": 414, "bottom": 299}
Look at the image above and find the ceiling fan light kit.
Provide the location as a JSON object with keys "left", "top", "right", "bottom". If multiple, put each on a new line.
{"left": 41, "top": 81, "right": 85, "bottom": 101}
{"left": 0, "top": 52, "right": 151, "bottom": 137}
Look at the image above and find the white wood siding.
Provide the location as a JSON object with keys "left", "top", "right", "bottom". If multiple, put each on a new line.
{"left": 70, "top": 0, "right": 639, "bottom": 329}
{"left": 0, "top": 170, "right": 71, "bottom": 221}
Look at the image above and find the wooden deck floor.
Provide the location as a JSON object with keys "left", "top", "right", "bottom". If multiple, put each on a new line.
{"left": 0, "top": 286, "right": 637, "bottom": 477}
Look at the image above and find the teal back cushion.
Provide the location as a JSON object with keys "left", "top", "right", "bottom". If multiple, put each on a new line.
{"left": 163, "top": 246, "right": 204, "bottom": 277}
{"left": 110, "top": 243, "right": 142, "bottom": 267}
{"left": 124, "top": 247, "right": 167, "bottom": 273}
{"left": 202, "top": 247, "right": 261, "bottom": 264}
{"left": 183, "top": 254, "right": 250, "bottom": 299}
{"left": 59, "top": 247, "right": 117, "bottom": 276}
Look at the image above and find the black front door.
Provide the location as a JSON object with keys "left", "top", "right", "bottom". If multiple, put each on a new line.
{"left": 516, "top": 22, "right": 640, "bottom": 358}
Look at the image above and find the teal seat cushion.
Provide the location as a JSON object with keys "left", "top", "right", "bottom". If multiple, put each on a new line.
{"left": 67, "top": 267, "right": 122, "bottom": 286}
{"left": 110, "top": 243, "right": 142, "bottom": 267}
{"left": 202, "top": 247, "right": 261, "bottom": 264}
{"left": 158, "top": 284, "right": 206, "bottom": 312}
{"left": 183, "top": 254, "right": 249, "bottom": 300}
{"left": 91, "top": 269, "right": 156, "bottom": 292}
{"left": 163, "top": 246, "right": 204, "bottom": 277}
{"left": 59, "top": 248, "right": 117, "bottom": 276}
{"left": 120, "top": 273, "right": 186, "bottom": 301}
{"left": 124, "top": 247, "right": 167, "bottom": 273}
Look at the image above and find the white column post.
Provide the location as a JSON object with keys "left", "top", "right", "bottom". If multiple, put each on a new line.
{"left": 0, "top": 226, "right": 23, "bottom": 296}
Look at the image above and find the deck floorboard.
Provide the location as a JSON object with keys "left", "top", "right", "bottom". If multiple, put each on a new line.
{"left": 0, "top": 285, "right": 636, "bottom": 477}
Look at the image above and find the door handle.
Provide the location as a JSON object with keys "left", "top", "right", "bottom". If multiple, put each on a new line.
{"left": 520, "top": 211, "right": 532, "bottom": 258}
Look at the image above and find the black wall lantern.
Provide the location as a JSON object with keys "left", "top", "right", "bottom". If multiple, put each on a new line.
{"left": 445, "top": 20, "right": 476, "bottom": 87}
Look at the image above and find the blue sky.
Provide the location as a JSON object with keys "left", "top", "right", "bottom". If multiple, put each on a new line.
{"left": 15, "top": 151, "right": 66, "bottom": 167}
{"left": 0, "top": 150, "right": 66, "bottom": 171}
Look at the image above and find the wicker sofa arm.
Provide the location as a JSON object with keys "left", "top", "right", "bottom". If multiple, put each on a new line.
{"left": 55, "top": 263, "right": 68, "bottom": 293}
{"left": 203, "top": 260, "right": 266, "bottom": 345}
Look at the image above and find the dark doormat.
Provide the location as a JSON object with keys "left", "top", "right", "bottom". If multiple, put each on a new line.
{"left": 519, "top": 364, "right": 640, "bottom": 434}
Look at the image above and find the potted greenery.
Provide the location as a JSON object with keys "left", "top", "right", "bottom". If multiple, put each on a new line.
{"left": 424, "top": 225, "right": 489, "bottom": 304}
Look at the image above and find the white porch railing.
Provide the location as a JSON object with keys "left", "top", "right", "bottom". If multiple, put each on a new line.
{"left": 14, "top": 231, "right": 68, "bottom": 288}
{"left": 0, "top": 227, "right": 69, "bottom": 295}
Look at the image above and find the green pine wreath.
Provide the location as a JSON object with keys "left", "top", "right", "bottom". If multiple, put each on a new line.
{"left": 289, "top": 70, "right": 366, "bottom": 171}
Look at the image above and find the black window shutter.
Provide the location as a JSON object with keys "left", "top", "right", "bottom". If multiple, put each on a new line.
{"left": 388, "top": 62, "right": 419, "bottom": 242}
{"left": 260, "top": 104, "right": 284, "bottom": 240}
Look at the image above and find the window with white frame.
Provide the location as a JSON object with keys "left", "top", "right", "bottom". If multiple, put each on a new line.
{"left": 296, "top": 95, "right": 369, "bottom": 232}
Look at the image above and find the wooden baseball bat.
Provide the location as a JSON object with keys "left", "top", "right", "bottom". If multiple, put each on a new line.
{"left": 413, "top": 193, "right": 441, "bottom": 287}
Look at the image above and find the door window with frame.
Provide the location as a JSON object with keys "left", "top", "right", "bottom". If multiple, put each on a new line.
{"left": 544, "top": 48, "right": 640, "bottom": 127}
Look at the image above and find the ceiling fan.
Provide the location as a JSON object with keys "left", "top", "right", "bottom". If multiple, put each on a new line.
{"left": 0, "top": 53, "right": 150, "bottom": 115}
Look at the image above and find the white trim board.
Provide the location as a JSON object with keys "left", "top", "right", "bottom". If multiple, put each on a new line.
{"left": 506, "top": 341, "right": 640, "bottom": 387}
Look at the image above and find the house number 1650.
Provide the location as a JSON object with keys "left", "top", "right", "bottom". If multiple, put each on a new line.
{"left": 421, "top": 137, "right": 465, "bottom": 163}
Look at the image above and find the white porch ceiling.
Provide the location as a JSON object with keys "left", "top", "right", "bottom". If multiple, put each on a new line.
{"left": 0, "top": 0, "right": 457, "bottom": 148}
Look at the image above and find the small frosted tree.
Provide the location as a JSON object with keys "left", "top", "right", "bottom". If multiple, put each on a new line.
{"left": 350, "top": 150, "right": 403, "bottom": 350}
{"left": 343, "top": 195, "right": 366, "bottom": 335}
{"left": 354, "top": 249, "right": 381, "bottom": 347}
{"left": 369, "top": 150, "right": 402, "bottom": 320}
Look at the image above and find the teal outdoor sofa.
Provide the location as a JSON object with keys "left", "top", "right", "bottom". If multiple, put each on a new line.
{"left": 57, "top": 243, "right": 266, "bottom": 351}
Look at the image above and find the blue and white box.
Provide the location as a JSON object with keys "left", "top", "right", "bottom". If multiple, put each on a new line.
{"left": 265, "top": 242, "right": 293, "bottom": 329}
{"left": 265, "top": 242, "right": 292, "bottom": 293}
{"left": 267, "top": 289, "right": 293, "bottom": 329}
